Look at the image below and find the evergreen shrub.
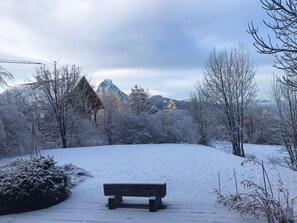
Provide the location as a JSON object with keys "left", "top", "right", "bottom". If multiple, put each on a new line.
{"left": 0, "top": 156, "right": 71, "bottom": 215}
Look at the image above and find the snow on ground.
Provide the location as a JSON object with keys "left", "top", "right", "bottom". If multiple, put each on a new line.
{"left": 0, "top": 143, "right": 297, "bottom": 223}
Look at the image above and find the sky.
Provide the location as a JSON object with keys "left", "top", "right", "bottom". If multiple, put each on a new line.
{"left": 0, "top": 0, "right": 280, "bottom": 100}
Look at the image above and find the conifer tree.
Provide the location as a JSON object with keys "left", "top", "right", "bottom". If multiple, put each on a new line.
{"left": 129, "top": 85, "right": 157, "bottom": 114}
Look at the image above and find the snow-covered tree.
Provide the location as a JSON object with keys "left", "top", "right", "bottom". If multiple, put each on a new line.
{"left": 243, "top": 102, "right": 279, "bottom": 145}
{"left": 97, "top": 92, "right": 125, "bottom": 145}
{"left": 190, "top": 82, "right": 214, "bottom": 145}
{"left": 116, "top": 111, "right": 152, "bottom": 144}
{"left": 271, "top": 74, "right": 297, "bottom": 170}
{"left": 201, "top": 45, "right": 258, "bottom": 157}
{"left": 152, "top": 110, "right": 198, "bottom": 144}
{"left": 31, "top": 62, "right": 103, "bottom": 148}
{"left": 33, "top": 62, "right": 82, "bottom": 148}
{"left": 130, "top": 85, "right": 157, "bottom": 114}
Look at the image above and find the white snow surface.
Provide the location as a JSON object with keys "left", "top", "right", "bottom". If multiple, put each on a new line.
{"left": 0, "top": 143, "right": 297, "bottom": 223}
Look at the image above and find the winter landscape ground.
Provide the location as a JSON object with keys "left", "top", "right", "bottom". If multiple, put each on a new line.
{"left": 0, "top": 143, "right": 296, "bottom": 223}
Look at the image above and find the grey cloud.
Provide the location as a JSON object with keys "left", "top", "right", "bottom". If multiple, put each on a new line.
{"left": 0, "top": 0, "right": 275, "bottom": 99}
{"left": 1, "top": 0, "right": 269, "bottom": 69}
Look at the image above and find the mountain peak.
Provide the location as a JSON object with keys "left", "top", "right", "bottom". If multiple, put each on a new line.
{"left": 103, "top": 79, "right": 113, "bottom": 85}
{"left": 96, "top": 79, "right": 129, "bottom": 102}
{"left": 98, "top": 79, "right": 113, "bottom": 90}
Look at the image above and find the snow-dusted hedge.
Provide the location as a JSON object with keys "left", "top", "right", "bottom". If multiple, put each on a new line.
{"left": 0, "top": 156, "right": 71, "bottom": 215}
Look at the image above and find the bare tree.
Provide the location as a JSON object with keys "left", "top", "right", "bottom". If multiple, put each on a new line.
{"left": 97, "top": 92, "right": 125, "bottom": 145}
{"left": 248, "top": 0, "right": 297, "bottom": 86}
{"left": 248, "top": 0, "right": 297, "bottom": 166}
{"left": 271, "top": 74, "right": 297, "bottom": 170}
{"left": 153, "top": 109, "right": 198, "bottom": 144}
{"left": 244, "top": 102, "right": 279, "bottom": 145}
{"left": 201, "top": 45, "right": 258, "bottom": 157}
{"left": 33, "top": 61, "right": 91, "bottom": 148}
{"left": 190, "top": 82, "right": 213, "bottom": 145}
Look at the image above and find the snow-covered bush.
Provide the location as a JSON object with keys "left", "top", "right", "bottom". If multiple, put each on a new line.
{"left": 0, "top": 156, "right": 71, "bottom": 215}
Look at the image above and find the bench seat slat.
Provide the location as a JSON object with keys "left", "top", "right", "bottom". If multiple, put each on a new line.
{"left": 103, "top": 183, "right": 166, "bottom": 197}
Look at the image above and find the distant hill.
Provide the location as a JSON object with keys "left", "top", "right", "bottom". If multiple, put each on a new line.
{"left": 148, "top": 95, "right": 190, "bottom": 110}
{"left": 96, "top": 79, "right": 130, "bottom": 102}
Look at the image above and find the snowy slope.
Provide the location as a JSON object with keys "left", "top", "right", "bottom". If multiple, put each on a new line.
{"left": 0, "top": 144, "right": 296, "bottom": 223}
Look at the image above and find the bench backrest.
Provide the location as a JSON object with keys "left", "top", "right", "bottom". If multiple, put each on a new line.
{"left": 103, "top": 183, "right": 166, "bottom": 197}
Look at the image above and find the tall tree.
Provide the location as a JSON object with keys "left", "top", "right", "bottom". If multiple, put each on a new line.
{"left": 248, "top": 0, "right": 297, "bottom": 168}
{"left": 271, "top": 75, "right": 297, "bottom": 170}
{"left": 201, "top": 45, "right": 257, "bottom": 157}
{"left": 190, "top": 82, "right": 212, "bottom": 145}
{"left": 33, "top": 62, "right": 81, "bottom": 148}
{"left": 248, "top": 0, "right": 297, "bottom": 86}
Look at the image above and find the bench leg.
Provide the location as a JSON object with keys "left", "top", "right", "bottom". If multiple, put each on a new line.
{"left": 108, "top": 195, "right": 123, "bottom": 209}
{"left": 149, "top": 196, "right": 162, "bottom": 212}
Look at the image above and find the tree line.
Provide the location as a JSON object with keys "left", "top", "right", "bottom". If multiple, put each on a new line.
{"left": 0, "top": 57, "right": 285, "bottom": 158}
{"left": 0, "top": 63, "right": 199, "bottom": 156}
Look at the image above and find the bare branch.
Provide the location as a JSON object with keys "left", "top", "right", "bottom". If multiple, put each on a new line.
{"left": 248, "top": 0, "right": 297, "bottom": 81}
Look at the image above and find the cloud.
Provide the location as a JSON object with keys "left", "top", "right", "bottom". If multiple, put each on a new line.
{"left": 0, "top": 0, "right": 276, "bottom": 99}
{"left": 0, "top": 0, "right": 266, "bottom": 67}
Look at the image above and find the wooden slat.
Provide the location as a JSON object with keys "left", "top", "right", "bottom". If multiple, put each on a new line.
{"left": 103, "top": 183, "right": 166, "bottom": 197}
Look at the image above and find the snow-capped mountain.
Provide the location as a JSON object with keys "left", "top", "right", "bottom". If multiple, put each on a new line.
{"left": 96, "top": 79, "right": 130, "bottom": 102}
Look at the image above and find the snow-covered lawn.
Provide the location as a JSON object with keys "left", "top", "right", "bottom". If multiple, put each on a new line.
{"left": 0, "top": 143, "right": 297, "bottom": 223}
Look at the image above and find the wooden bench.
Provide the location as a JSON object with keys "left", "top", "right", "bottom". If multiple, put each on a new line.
{"left": 103, "top": 183, "right": 166, "bottom": 212}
